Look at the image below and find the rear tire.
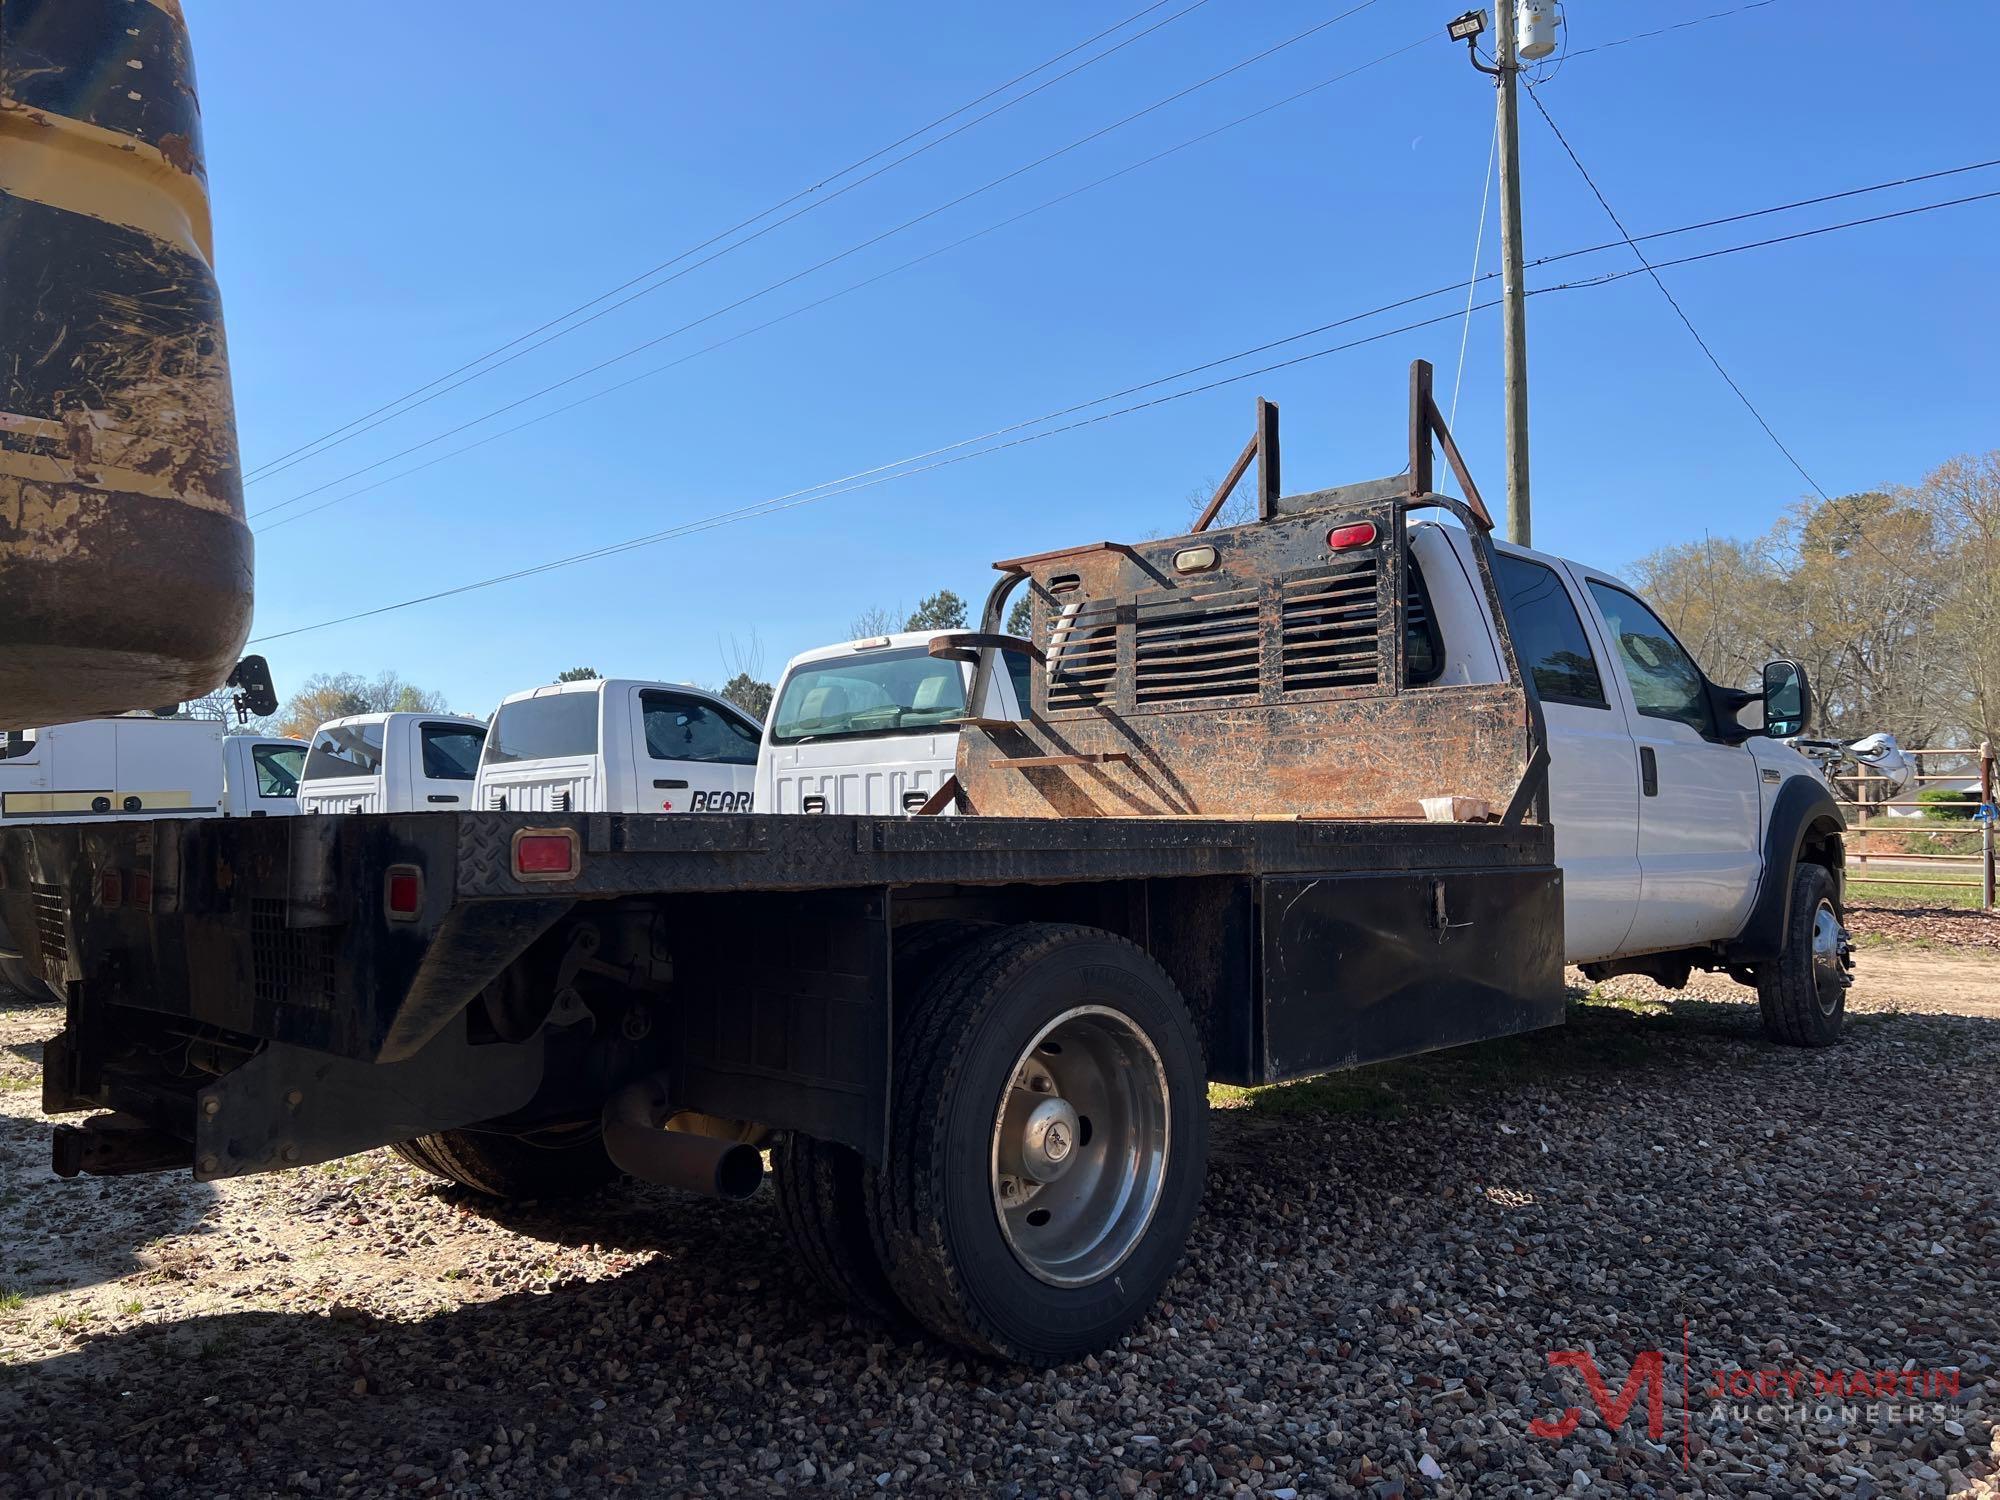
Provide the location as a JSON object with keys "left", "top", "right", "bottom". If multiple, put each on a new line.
{"left": 867, "top": 922, "right": 1207, "bottom": 1365}
{"left": 768, "top": 919, "right": 991, "bottom": 1327}
{"left": 1755, "top": 863, "right": 1849, "bottom": 1047}
{"left": 392, "top": 1128, "right": 619, "bottom": 1200}
{"left": 771, "top": 1134, "right": 905, "bottom": 1323}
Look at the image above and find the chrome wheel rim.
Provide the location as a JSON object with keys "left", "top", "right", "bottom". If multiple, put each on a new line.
{"left": 990, "top": 1005, "right": 1169, "bottom": 1288}
{"left": 1810, "top": 900, "right": 1847, "bottom": 1015}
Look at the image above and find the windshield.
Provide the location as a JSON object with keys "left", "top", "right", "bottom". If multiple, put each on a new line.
{"left": 483, "top": 692, "right": 598, "bottom": 765}
{"left": 252, "top": 744, "right": 304, "bottom": 797}
{"left": 771, "top": 649, "right": 968, "bottom": 744}
{"left": 304, "top": 721, "right": 384, "bottom": 780}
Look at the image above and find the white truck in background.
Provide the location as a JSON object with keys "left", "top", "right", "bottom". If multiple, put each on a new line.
{"left": 298, "top": 712, "right": 487, "bottom": 815}
{"left": 0, "top": 717, "right": 305, "bottom": 823}
{"left": 474, "top": 678, "right": 761, "bottom": 814}
{"left": 756, "top": 631, "right": 1030, "bottom": 815}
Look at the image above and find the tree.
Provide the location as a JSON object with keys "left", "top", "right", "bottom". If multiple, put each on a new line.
{"left": 1628, "top": 535, "right": 1785, "bottom": 691}
{"left": 1916, "top": 451, "right": 2000, "bottom": 752}
{"left": 717, "top": 633, "right": 772, "bottom": 721}
{"left": 1776, "top": 491, "right": 1956, "bottom": 746}
{"left": 720, "top": 672, "right": 773, "bottom": 720}
{"left": 849, "top": 604, "right": 902, "bottom": 638}
{"left": 271, "top": 671, "right": 451, "bottom": 740}
{"left": 1628, "top": 466, "right": 1994, "bottom": 752}
{"left": 556, "top": 667, "right": 600, "bottom": 682}
{"left": 1006, "top": 593, "right": 1033, "bottom": 638}
{"left": 906, "top": 590, "right": 967, "bottom": 633}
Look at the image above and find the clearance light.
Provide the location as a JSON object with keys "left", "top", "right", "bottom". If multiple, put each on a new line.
{"left": 512, "top": 828, "right": 580, "bottom": 882}
{"left": 1326, "top": 521, "right": 1378, "bottom": 551}
{"left": 384, "top": 865, "right": 424, "bottom": 921}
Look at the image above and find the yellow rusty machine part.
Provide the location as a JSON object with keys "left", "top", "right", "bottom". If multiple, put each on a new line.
{"left": 0, "top": 0, "right": 251, "bottom": 725}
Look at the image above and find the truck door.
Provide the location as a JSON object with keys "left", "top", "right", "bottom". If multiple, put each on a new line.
{"left": 1491, "top": 553, "right": 1642, "bottom": 962}
{"left": 634, "top": 689, "right": 760, "bottom": 812}
{"left": 1579, "top": 577, "right": 1762, "bottom": 952}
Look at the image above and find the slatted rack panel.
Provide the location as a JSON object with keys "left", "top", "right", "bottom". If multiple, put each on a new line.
{"left": 1133, "top": 584, "right": 1261, "bottom": 704}
{"left": 1279, "top": 558, "right": 1382, "bottom": 693}
{"left": 1044, "top": 598, "right": 1119, "bottom": 710}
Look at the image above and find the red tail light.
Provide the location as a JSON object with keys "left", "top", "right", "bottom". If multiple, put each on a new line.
{"left": 1326, "top": 521, "right": 1378, "bottom": 551}
{"left": 512, "top": 828, "right": 580, "bottom": 881}
{"left": 384, "top": 865, "right": 423, "bottom": 920}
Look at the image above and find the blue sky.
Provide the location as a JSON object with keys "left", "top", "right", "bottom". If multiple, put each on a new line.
{"left": 192, "top": 0, "right": 1998, "bottom": 716}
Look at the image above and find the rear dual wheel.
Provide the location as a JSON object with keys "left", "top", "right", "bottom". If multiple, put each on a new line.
{"left": 392, "top": 1127, "right": 618, "bottom": 1199}
{"left": 776, "top": 921, "right": 1207, "bottom": 1365}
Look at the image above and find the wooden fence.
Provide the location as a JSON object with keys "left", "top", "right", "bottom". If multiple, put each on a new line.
{"left": 1830, "top": 741, "right": 1996, "bottom": 911}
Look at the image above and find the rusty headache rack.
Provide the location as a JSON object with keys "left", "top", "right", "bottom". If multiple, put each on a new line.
{"left": 931, "top": 360, "right": 1549, "bottom": 826}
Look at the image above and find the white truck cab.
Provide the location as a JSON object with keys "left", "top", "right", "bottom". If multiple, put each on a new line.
{"left": 475, "top": 678, "right": 761, "bottom": 814}
{"left": 0, "top": 719, "right": 306, "bottom": 823}
{"left": 757, "top": 631, "right": 1030, "bottom": 816}
{"left": 223, "top": 735, "right": 307, "bottom": 817}
{"left": 1405, "top": 520, "right": 1831, "bottom": 971}
{"left": 298, "top": 712, "right": 487, "bottom": 814}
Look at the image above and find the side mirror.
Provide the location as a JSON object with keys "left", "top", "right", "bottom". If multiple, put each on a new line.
{"left": 1762, "top": 658, "right": 1810, "bottom": 738}
{"left": 226, "top": 654, "right": 279, "bottom": 721}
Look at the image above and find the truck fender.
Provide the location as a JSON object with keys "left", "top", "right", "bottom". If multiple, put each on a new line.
{"left": 1724, "top": 777, "right": 1845, "bottom": 964}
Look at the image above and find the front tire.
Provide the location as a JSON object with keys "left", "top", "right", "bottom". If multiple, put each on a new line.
{"left": 867, "top": 922, "right": 1207, "bottom": 1365}
{"left": 1755, "top": 863, "right": 1849, "bottom": 1047}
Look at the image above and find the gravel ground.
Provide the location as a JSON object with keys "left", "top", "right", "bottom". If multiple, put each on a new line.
{"left": 2, "top": 938, "right": 1997, "bottom": 1499}
{"left": 1846, "top": 903, "right": 2000, "bottom": 954}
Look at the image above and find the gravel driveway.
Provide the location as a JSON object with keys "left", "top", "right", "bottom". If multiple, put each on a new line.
{"left": 2, "top": 925, "right": 1996, "bottom": 1498}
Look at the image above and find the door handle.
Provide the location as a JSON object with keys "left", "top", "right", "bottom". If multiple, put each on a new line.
{"left": 653, "top": 778, "right": 688, "bottom": 790}
{"left": 1639, "top": 746, "right": 1658, "bottom": 797}
{"left": 427, "top": 794, "right": 460, "bottom": 804}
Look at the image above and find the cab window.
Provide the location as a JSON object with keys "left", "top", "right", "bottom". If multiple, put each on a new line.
{"left": 420, "top": 723, "right": 485, "bottom": 781}
{"left": 1496, "top": 556, "right": 1608, "bottom": 708}
{"left": 1404, "top": 557, "right": 1445, "bottom": 686}
{"left": 641, "top": 691, "right": 761, "bottom": 765}
{"left": 1586, "top": 581, "right": 1711, "bottom": 733}
{"left": 1002, "top": 649, "right": 1032, "bottom": 713}
{"left": 304, "top": 721, "right": 385, "bottom": 779}
{"left": 252, "top": 743, "right": 304, "bottom": 797}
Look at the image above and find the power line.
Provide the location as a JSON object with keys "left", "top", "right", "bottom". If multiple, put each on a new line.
{"left": 257, "top": 30, "right": 1439, "bottom": 536}
{"left": 1522, "top": 80, "right": 1826, "bottom": 493}
{"left": 258, "top": 154, "right": 2000, "bottom": 536}
{"left": 1561, "top": 0, "right": 1788, "bottom": 62}
{"left": 1449, "top": 116, "right": 1499, "bottom": 430}
{"left": 250, "top": 185, "right": 2000, "bottom": 644}
{"left": 240, "top": 0, "right": 1215, "bottom": 484}
{"left": 245, "top": 0, "right": 1384, "bottom": 500}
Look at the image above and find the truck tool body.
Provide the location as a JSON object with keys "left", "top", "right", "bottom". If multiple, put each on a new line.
{"left": 0, "top": 367, "right": 1845, "bottom": 1364}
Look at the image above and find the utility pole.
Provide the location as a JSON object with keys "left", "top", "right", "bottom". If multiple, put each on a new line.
{"left": 1451, "top": 5, "right": 1548, "bottom": 546}
{"left": 1493, "top": 2, "right": 1532, "bottom": 546}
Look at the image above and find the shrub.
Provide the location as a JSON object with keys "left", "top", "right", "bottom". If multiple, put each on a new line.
{"left": 1918, "top": 787, "right": 1979, "bottom": 821}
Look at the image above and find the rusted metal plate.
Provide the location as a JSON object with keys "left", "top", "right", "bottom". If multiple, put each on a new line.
{"left": 0, "top": 0, "right": 250, "bottom": 724}
{"left": 958, "top": 498, "right": 1535, "bottom": 821}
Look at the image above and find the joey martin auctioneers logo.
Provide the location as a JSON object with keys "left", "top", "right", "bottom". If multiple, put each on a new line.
{"left": 1529, "top": 1322, "right": 1971, "bottom": 1468}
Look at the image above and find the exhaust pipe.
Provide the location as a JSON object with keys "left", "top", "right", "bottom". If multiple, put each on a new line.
{"left": 601, "top": 1080, "right": 764, "bottom": 1200}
